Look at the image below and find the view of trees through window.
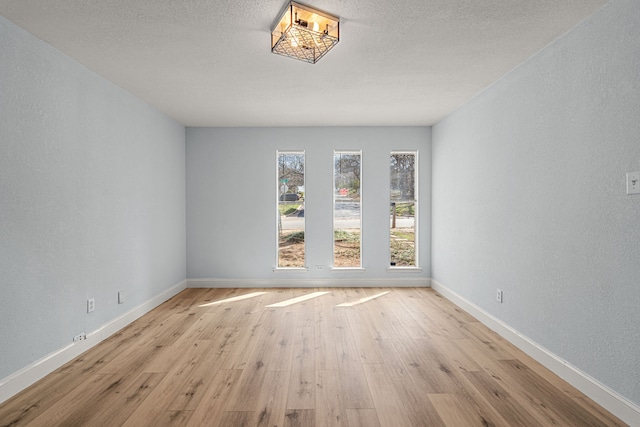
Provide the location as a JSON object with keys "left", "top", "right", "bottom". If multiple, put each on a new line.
{"left": 277, "top": 151, "right": 305, "bottom": 267}
{"left": 390, "top": 152, "right": 417, "bottom": 267}
{"left": 334, "top": 151, "right": 361, "bottom": 267}
{"left": 277, "top": 150, "right": 416, "bottom": 269}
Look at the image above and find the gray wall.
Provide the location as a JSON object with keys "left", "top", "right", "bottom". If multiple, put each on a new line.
{"left": 432, "top": 0, "right": 640, "bottom": 406}
{"left": 187, "top": 127, "right": 431, "bottom": 281}
{"left": 0, "top": 17, "right": 186, "bottom": 380}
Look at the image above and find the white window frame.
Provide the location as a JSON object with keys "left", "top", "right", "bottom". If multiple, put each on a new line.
{"left": 388, "top": 150, "right": 420, "bottom": 270}
{"left": 332, "top": 150, "right": 363, "bottom": 270}
{"left": 275, "top": 150, "right": 307, "bottom": 271}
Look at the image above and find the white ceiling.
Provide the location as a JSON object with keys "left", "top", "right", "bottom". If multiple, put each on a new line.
{"left": 0, "top": 0, "right": 607, "bottom": 127}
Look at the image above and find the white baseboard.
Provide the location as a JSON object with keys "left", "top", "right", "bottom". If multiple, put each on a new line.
{"left": 0, "top": 279, "right": 187, "bottom": 405}
{"left": 187, "top": 277, "right": 430, "bottom": 288}
{"left": 430, "top": 279, "right": 640, "bottom": 426}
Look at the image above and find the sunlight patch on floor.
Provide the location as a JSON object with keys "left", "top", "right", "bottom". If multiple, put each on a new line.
{"left": 199, "top": 291, "right": 268, "bottom": 307}
{"left": 336, "top": 291, "right": 390, "bottom": 307}
{"left": 265, "top": 291, "right": 330, "bottom": 308}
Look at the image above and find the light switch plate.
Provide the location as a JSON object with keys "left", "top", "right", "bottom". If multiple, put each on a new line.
{"left": 627, "top": 171, "right": 640, "bottom": 195}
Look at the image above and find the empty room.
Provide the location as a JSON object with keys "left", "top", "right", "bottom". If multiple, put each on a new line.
{"left": 0, "top": 0, "right": 638, "bottom": 425}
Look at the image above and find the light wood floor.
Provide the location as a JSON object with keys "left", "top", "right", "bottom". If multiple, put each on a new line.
{"left": 0, "top": 287, "right": 626, "bottom": 426}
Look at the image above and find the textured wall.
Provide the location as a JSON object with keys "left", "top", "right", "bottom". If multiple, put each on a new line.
{"left": 432, "top": 0, "right": 640, "bottom": 406}
{"left": 0, "top": 17, "right": 186, "bottom": 380}
{"left": 186, "top": 127, "right": 431, "bottom": 281}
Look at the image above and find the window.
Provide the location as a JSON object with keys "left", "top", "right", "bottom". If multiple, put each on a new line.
{"left": 390, "top": 152, "right": 417, "bottom": 267}
{"left": 277, "top": 151, "right": 305, "bottom": 268}
{"left": 333, "top": 151, "right": 361, "bottom": 267}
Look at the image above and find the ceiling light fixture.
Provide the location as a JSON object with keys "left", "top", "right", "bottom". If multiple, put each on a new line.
{"left": 271, "top": 1, "right": 340, "bottom": 64}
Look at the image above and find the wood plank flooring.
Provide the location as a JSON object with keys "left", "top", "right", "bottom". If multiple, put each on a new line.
{"left": 0, "top": 287, "right": 627, "bottom": 426}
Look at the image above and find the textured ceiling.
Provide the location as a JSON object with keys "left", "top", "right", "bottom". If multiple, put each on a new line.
{"left": 0, "top": 0, "right": 607, "bottom": 127}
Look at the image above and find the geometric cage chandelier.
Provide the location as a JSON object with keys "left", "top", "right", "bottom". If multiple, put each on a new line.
{"left": 271, "top": 1, "right": 340, "bottom": 64}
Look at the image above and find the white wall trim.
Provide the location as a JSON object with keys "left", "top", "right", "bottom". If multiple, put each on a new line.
{"left": 188, "top": 277, "right": 430, "bottom": 288}
{"left": 430, "top": 279, "right": 640, "bottom": 426}
{"left": 0, "top": 279, "right": 187, "bottom": 405}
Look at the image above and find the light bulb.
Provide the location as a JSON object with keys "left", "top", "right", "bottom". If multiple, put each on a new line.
{"left": 312, "top": 21, "right": 320, "bottom": 32}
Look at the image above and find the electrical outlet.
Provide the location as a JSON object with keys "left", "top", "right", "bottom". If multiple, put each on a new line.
{"left": 87, "top": 298, "right": 95, "bottom": 313}
{"left": 315, "top": 265, "right": 323, "bottom": 270}
{"left": 627, "top": 171, "right": 640, "bottom": 194}
{"left": 73, "top": 333, "right": 86, "bottom": 343}
{"left": 118, "top": 290, "right": 125, "bottom": 304}
{"left": 496, "top": 289, "right": 503, "bottom": 303}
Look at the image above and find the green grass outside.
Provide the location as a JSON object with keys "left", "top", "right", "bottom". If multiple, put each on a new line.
{"left": 278, "top": 203, "right": 302, "bottom": 216}
{"left": 280, "top": 230, "right": 304, "bottom": 243}
{"left": 390, "top": 203, "right": 415, "bottom": 216}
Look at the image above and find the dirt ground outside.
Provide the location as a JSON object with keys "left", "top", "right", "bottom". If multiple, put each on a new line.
{"left": 278, "top": 229, "right": 415, "bottom": 267}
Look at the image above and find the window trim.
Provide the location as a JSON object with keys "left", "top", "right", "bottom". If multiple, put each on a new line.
{"left": 332, "top": 150, "right": 363, "bottom": 269}
{"left": 389, "top": 150, "right": 419, "bottom": 269}
{"left": 275, "top": 150, "right": 306, "bottom": 270}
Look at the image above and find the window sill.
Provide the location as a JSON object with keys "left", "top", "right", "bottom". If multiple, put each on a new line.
{"left": 330, "top": 267, "right": 366, "bottom": 272}
{"left": 273, "top": 267, "right": 309, "bottom": 272}
{"left": 387, "top": 267, "right": 423, "bottom": 272}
